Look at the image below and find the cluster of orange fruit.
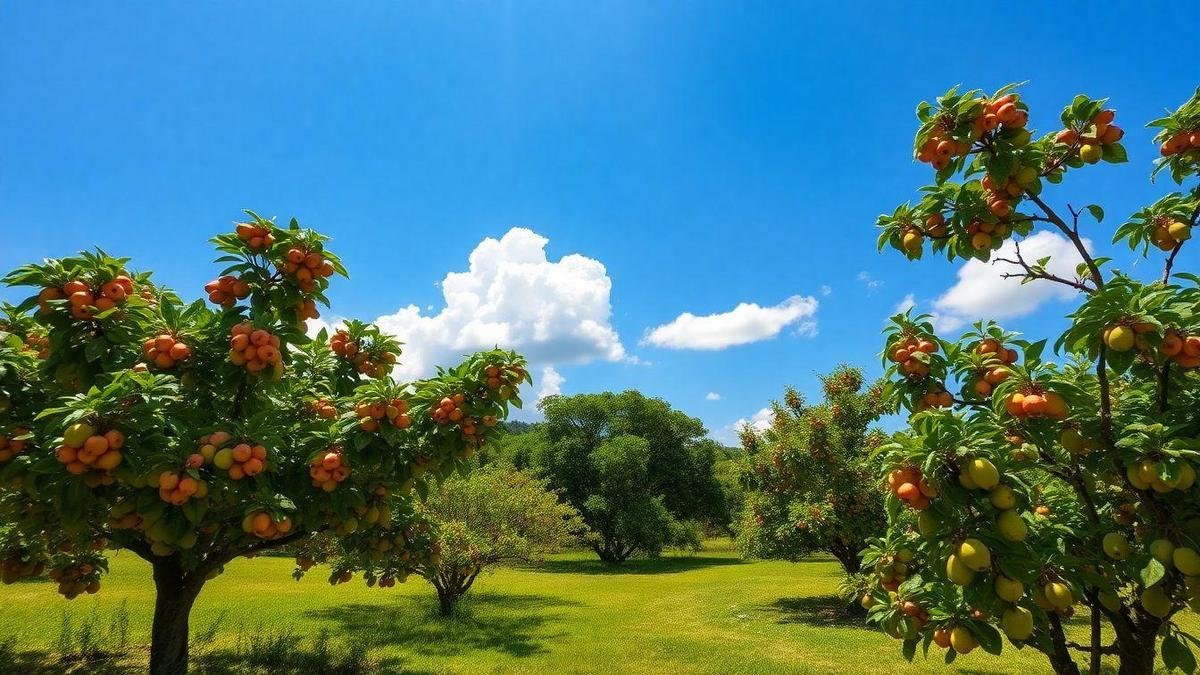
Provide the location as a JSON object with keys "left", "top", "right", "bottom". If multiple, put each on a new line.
{"left": 49, "top": 562, "right": 100, "bottom": 599}
{"left": 916, "top": 389, "right": 954, "bottom": 411}
{"left": 916, "top": 94, "right": 1028, "bottom": 171}
{"left": 55, "top": 423, "right": 124, "bottom": 475}
{"left": 157, "top": 470, "right": 207, "bottom": 506}
{"left": 228, "top": 322, "right": 282, "bottom": 374}
{"left": 309, "top": 398, "right": 338, "bottom": 419}
{"left": 0, "top": 428, "right": 29, "bottom": 461}
{"left": 204, "top": 274, "right": 251, "bottom": 308}
{"left": 140, "top": 334, "right": 192, "bottom": 370}
{"left": 887, "top": 465, "right": 936, "bottom": 510}
{"left": 1055, "top": 110, "right": 1124, "bottom": 163}
{"left": 331, "top": 330, "right": 397, "bottom": 377}
{"left": 887, "top": 335, "right": 937, "bottom": 379}
{"left": 1163, "top": 330, "right": 1200, "bottom": 368}
{"left": 872, "top": 551, "right": 914, "bottom": 594}
{"left": 484, "top": 363, "right": 523, "bottom": 392}
{"left": 296, "top": 297, "right": 321, "bottom": 324}
{"left": 1004, "top": 388, "right": 1069, "bottom": 420}
{"left": 1159, "top": 129, "right": 1199, "bottom": 157}
{"left": 1149, "top": 215, "right": 1193, "bottom": 251}
{"left": 430, "top": 393, "right": 484, "bottom": 440}
{"left": 355, "top": 398, "right": 412, "bottom": 432}
{"left": 241, "top": 511, "right": 293, "bottom": 540}
{"left": 281, "top": 247, "right": 335, "bottom": 293}
{"left": 235, "top": 222, "right": 276, "bottom": 251}
{"left": 39, "top": 275, "right": 135, "bottom": 321}
{"left": 309, "top": 446, "right": 351, "bottom": 492}
{"left": 23, "top": 333, "right": 50, "bottom": 359}
{"left": 0, "top": 555, "right": 44, "bottom": 585}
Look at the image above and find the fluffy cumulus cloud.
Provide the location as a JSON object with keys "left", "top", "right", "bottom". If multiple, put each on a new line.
{"left": 705, "top": 392, "right": 722, "bottom": 401}
{"left": 640, "top": 295, "right": 819, "bottom": 350}
{"left": 537, "top": 365, "right": 565, "bottom": 401}
{"left": 924, "top": 231, "right": 1090, "bottom": 332}
{"left": 356, "top": 227, "right": 628, "bottom": 381}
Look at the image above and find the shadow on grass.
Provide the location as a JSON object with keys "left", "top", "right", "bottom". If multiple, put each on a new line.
{"left": 0, "top": 644, "right": 140, "bottom": 674}
{"left": 305, "top": 590, "right": 580, "bottom": 670}
{"left": 761, "top": 595, "right": 869, "bottom": 629}
{"left": 533, "top": 555, "right": 746, "bottom": 576}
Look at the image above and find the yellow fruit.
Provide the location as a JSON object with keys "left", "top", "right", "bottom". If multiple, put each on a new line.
{"left": 213, "top": 447, "right": 234, "bottom": 470}
{"left": 949, "top": 626, "right": 977, "bottom": 654}
{"left": 1103, "top": 532, "right": 1131, "bottom": 560}
{"left": 1174, "top": 547, "right": 1200, "bottom": 576}
{"left": 1001, "top": 606, "right": 1034, "bottom": 641}
{"left": 995, "top": 510, "right": 1027, "bottom": 542}
{"left": 1104, "top": 325, "right": 1135, "bottom": 352}
{"left": 861, "top": 594, "right": 877, "bottom": 609}
{"left": 1150, "top": 539, "right": 1176, "bottom": 565}
{"left": 1141, "top": 585, "right": 1172, "bottom": 618}
{"left": 1060, "top": 429, "right": 1085, "bottom": 454}
{"left": 1080, "top": 143, "right": 1102, "bottom": 163}
{"left": 968, "top": 458, "right": 999, "bottom": 490}
{"left": 1138, "top": 459, "right": 1159, "bottom": 485}
{"left": 1178, "top": 463, "right": 1196, "bottom": 491}
{"left": 946, "top": 553, "right": 976, "bottom": 586}
{"left": 989, "top": 485, "right": 1016, "bottom": 510}
{"left": 1127, "top": 463, "right": 1150, "bottom": 490}
{"left": 1169, "top": 221, "right": 1193, "bottom": 242}
{"left": 63, "top": 423, "right": 96, "bottom": 449}
{"left": 958, "top": 470, "right": 979, "bottom": 490}
{"left": 958, "top": 538, "right": 992, "bottom": 572}
{"left": 199, "top": 444, "right": 217, "bottom": 461}
{"left": 1044, "top": 581, "right": 1073, "bottom": 610}
{"left": 995, "top": 575, "right": 1024, "bottom": 602}
{"left": 902, "top": 231, "right": 924, "bottom": 253}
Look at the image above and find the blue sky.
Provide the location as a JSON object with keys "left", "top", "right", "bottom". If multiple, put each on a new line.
{"left": 1, "top": 2, "right": 1196, "bottom": 442}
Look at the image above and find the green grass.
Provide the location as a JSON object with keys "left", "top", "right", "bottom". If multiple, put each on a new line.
{"left": 0, "top": 540, "right": 1154, "bottom": 673}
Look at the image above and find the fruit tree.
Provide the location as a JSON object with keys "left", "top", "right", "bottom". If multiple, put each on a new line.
{"left": 865, "top": 85, "right": 1200, "bottom": 674}
{"left": 303, "top": 462, "right": 584, "bottom": 616}
{"left": 0, "top": 213, "right": 527, "bottom": 674}
{"left": 737, "top": 366, "right": 887, "bottom": 583}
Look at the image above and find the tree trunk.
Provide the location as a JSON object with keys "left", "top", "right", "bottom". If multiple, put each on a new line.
{"left": 433, "top": 575, "right": 460, "bottom": 617}
{"left": 149, "top": 558, "right": 203, "bottom": 675}
{"left": 828, "top": 544, "right": 861, "bottom": 576}
{"left": 1045, "top": 612, "right": 1082, "bottom": 675}
{"left": 1114, "top": 613, "right": 1160, "bottom": 675}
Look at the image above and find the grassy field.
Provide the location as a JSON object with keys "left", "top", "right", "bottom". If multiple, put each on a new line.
{"left": 0, "top": 540, "right": 1143, "bottom": 674}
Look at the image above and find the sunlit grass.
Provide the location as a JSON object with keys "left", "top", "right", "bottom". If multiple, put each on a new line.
{"left": 0, "top": 539, "right": 1175, "bottom": 673}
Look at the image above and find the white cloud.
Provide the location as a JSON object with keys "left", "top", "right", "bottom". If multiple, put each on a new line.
{"left": 931, "top": 231, "right": 1089, "bottom": 330}
{"left": 820, "top": 284, "right": 833, "bottom": 296}
{"left": 737, "top": 407, "right": 774, "bottom": 433}
{"left": 370, "top": 227, "right": 629, "bottom": 380}
{"left": 640, "top": 295, "right": 819, "bottom": 350}
{"left": 858, "top": 271, "right": 883, "bottom": 293}
{"left": 705, "top": 392, "right": 721, "bottom": 401}
{"left": 537, "top": 365, "right": 564, "bottom": 401}
{"left": 894, "top": 293, "right": 916, "bottom": 314}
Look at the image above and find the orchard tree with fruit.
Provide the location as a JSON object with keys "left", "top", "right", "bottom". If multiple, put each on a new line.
{"left": 0, "top": 213, "right": 528, "bottom": 674}
{"left": 865, "top": 85, "right": 1200, "bottom": 674}
{"left": 737, "top": 366, "right": 887, "bottom": 583}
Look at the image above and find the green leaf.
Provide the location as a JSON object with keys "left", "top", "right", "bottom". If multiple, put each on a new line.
{"left": 1141, "top": 558, "right": 1166, "bottom": 587}
{"left": 1163, "top": 632, "right": 1197, "bottom": 673}
{"left": 1085, "top": 205, "right": 1104, "bottom": 223}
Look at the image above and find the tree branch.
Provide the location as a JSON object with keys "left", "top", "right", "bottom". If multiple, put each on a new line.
{"left": 993, "top": 238, "right": 1094, "bottom": 293}
{"left": 1024, "top": 192, "right": 1104, "bottom": 288}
